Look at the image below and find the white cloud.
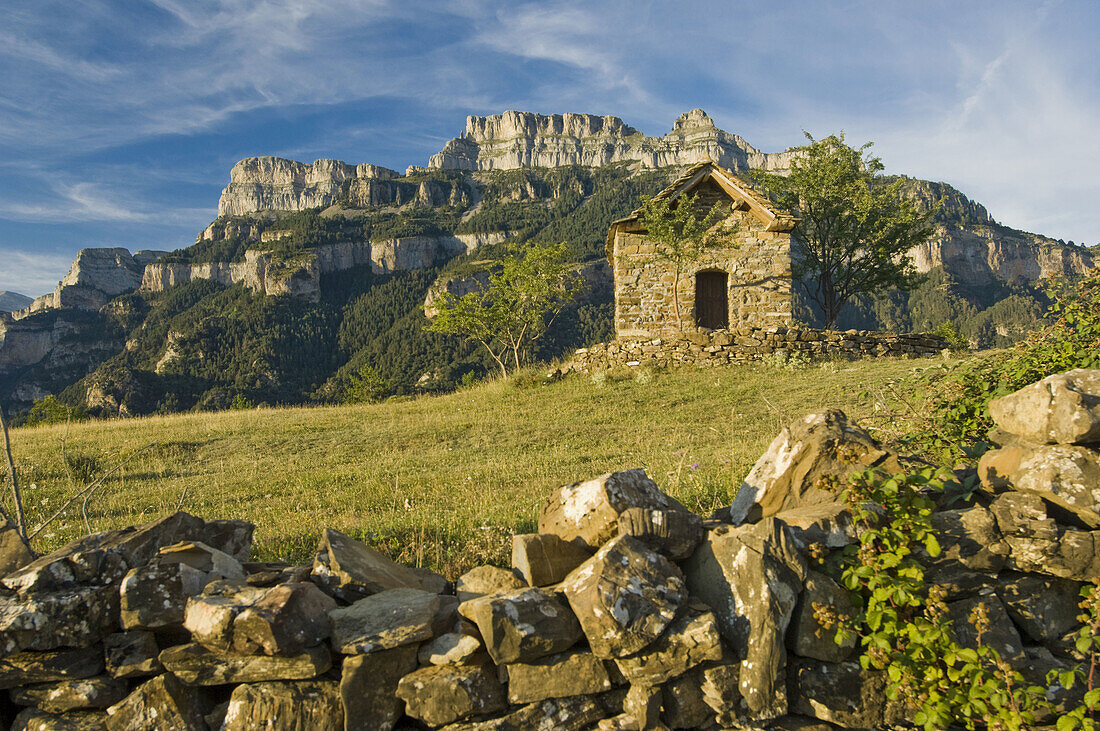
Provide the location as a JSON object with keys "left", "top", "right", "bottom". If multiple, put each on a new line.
{"left": 0, "top": 251, "right": 77, "bottom": 298}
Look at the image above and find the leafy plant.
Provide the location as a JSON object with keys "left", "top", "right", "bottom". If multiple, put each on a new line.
{"left": 424, "top": 242, "right": 583, "bottom": 377}
{"left": 913, "top": 269, "right": 1100, "bottom": 459}
{"left": 753, "top": 133, "right": 934, "bottom": 328}
{"left": 817, "top": 467, "right": 1048, "bottom": 729}
{"left": 1052, "top": 584, "right": 1100, "bottom": 730}
{"left": 635, "top": 192, "right": 726, "bottom": 331}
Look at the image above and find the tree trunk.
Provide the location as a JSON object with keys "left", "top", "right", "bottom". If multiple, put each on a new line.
{"left": 0, "top": 404, "right": 25, "bottom": 540}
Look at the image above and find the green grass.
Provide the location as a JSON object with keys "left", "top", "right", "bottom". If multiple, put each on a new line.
{"left": 6, "top": 355, "right": 951, "bottom": 577}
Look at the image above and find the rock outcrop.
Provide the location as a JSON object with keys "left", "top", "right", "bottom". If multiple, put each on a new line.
{"left": 12, "top": 249, "right": 168, "bottom": 320}
{"left": 216, "top": 157, "right": 471, "bottom": 216}
{"left": 428, "top": 109, "right": 796, "bottom": 172}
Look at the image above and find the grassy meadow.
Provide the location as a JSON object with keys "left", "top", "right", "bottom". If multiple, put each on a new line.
{"left": 6, "top": 355, "right": 952, "bottom": 577}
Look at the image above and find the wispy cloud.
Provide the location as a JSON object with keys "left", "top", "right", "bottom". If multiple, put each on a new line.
{"left": 0, "top": 251, "right": 77, "bottom": 297}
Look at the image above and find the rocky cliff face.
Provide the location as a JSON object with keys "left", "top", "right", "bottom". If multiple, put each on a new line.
{"left": 12, "top": 249, "right": 168, "bottom": 320}
{"left": 429, "top": 109, "right": 795, "bottom": 172}
{"left": 912, "top": 227, "right": 1093, "bottom": 286}
{"left": 217, "top": 157, "right": 469, "bottom": 216}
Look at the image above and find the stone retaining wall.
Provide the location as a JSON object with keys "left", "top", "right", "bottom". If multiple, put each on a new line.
{"left": 566, "top": 326, "right": 950, "bottom": 373}
{"left": 0, "top": 370, "right": 1096, "bottom": 729}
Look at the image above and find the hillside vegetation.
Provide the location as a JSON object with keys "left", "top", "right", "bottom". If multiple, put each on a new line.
{"left": 7, "top": 161, "right": 1077, "bottom": 420}
{"left": 8, "top": 354, "right": 945, "bottom": 576}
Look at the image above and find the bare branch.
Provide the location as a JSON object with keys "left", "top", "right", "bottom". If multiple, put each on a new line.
{"left": 0, "top": 403, "right": 25, "bottom": 540}
{"left": 29, "top": 442, "right": 154, "bottom": 541}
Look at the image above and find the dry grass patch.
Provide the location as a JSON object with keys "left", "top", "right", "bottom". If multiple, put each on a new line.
{"left": 8, "top": 355, "right": 948, "bottom": 576}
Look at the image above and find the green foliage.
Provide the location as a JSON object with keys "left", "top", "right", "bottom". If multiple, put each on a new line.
{"left": 818, "top": 468, "right": 1047, "bottom": 729}
{"left": 914, "top": 269, "right": 1100, "bottom": 459}
{"left": 425, "top": 242, "right": 583, "bottom": 376}
{"left": 23, "top": 396, "right": 86, "bottom": 426}
{"left": 754, "top": 133, "right": 934, "bottom": 328}
{"left": 342, "top": 365, "right": 388, "bottom": 404}
{"left": 1054, "top": 584, "right": 1100, "bottom": 730}
{"left": 636, "top": 192, "right": 726, "bottom": 330}
{"left": 931, "top": 321, "right": 969, "bottom": 352}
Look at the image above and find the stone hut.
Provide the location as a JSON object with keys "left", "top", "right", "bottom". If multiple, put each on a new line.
{"left": 606, "top": 160, "right": 797, "bottom": 338}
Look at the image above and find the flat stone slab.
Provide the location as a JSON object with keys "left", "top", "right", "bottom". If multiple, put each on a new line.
{"left": 311, "top": 529, "right": 447, "bottom": 602}
{"left": 0, "top": 586, "right": 118, "bottom": 656}
{"left": 12, "top": 675, "right": 128, "bottom": 714}
{"left": 105, "top": 673, "right": 210, "bottom": 730}
{"left": 222, "top": 680, "right": 343, "bottom": 731}
{"left": 505, "top": 649, "right": 612, "bottom": 704}
{"left": 158, "top": 642, "right": 331, "bottom": 685}
{"left": 0, "top": 648, "right": 104, "bottom": 690}
{"left": 330, "top": 587, "right": 440, "bottom": 654}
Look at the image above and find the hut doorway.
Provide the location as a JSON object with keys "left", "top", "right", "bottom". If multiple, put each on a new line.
{"left": 695, "top": 271, "right": 729, "bottom": 329}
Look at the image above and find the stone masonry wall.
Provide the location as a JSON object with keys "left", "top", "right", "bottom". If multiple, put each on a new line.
{"left": 612, "top": 208, "right": 792, "bottom": 338}
{"left": 0, "top": 371, "right": 1096, "bottom": 729}
{"left": 566, "top": 326, "right": 950, "bottom": 373}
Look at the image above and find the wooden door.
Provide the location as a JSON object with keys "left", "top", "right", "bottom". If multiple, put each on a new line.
{"left": 695, "top": 271, "right": 729, "bottom": 329}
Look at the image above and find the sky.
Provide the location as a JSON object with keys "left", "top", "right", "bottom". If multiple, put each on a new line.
{"left": 1, "top": 0, "right": 1098, "bottom": 297}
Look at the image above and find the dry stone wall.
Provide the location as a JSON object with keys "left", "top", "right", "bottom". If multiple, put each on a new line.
{"left": 0, "top": 370, "right": 1097, "bottom": 729}
{"left": 566, "top": 326, "right": 950, "bottom": 373}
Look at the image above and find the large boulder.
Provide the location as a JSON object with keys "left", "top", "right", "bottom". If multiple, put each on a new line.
{"left": 787, "top": 569, "right": 855, "bottom": 663}
{"left": 104, "top": 632, "right": 161, "bottom": 679}
{"left": 443, "top": 693, "right": 616, "bottom": 731}
{"left": 946, "top": 594, "right": 1025, "bottom": 662}
{"left": 105, "top": 673, "right": 210, "bottom": 730}
{"left": 979, "top": 442, "right": 1100, "bottom": 528}
{"left": 683, "top": 518, "right": 807, "bottom": 721}
{"left": 616, "top": 507, "right": 704, "bottom": 560}
{"left": 0, "top": 586, "right": 119, "bottom": 655}
{"left": 988, "top": 369, "right": 1100, "bottom": 444}
{"left": 330, "top": 587, "right": 440, "bottom": 654}
{"left": 538, "top": 469, "right": 689, "bottom": 550}
{"left": 119, "top": 561, "right": 207, "bottom": 630}
{"left": 158, "top": 642, "right": 331, "bottom": 685}
{"left": 560, "top": 535, "right": 685, "bottom": 659}
{"left": 996, "top": 573, "right": 1083, "bottom": 647}
{"left": 455, "top": 565, "right": 525, "bottom": 603}
{"left": 789, "top": 659, "right": 891, "bottom": 728}
{"left": 396, "top": 664, "right": 507, "bottom": 727}
{"left": 504, "top": 648, "right": 612, "bottom": 704}
{"left": 340, "top": 645, "right": 418, "bottom": 731}
{"left": 727, "top": 410, "right": 899, "bottom": 525}
{"left": 612, "top": 603, "right": 723, "bottom": 685}
{"left": 310, "top": 529, "right": 447, "bottom": 601}
{"left": 230, "top": 582, "right": 336, "bottom": 656}
{"left": 511, "top": 534, "right": 592, "bottom": 587}
{"left": 459, "top": 587, "right": 582, "bottom": 665}
{"left": 990, "top": 492, "right": 1100, "bottom": 578}
{"left": 222, "top": 680, "right": 343, "bottom": 731}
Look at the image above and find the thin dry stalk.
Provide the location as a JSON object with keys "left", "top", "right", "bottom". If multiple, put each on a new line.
{"left": 29, "top": 442, "right": 154, "bottom": 541}
{"left": 0, "top": 403, "right": 25, "bottom": 539}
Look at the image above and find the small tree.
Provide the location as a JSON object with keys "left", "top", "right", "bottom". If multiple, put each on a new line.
{"left": 754, "top": 133, "right": 933, "bottom": 329}
{"left": 636, "top": 192, "right": 726, "bottom": 331}
{"left": 424, "top": 242, "right": 583, "bottom": 377}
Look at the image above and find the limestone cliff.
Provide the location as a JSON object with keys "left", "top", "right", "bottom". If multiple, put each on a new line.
{"left": 913, "top": 227, "right": 1093, "bottom": 286}
{"left": 12, "top": 248, "right": 168, "bottom": 320}
{"left": 217, "top": 157, "right": 469, "bottom": 216}
{"left": 428, "top": 109, "right": 795, "bottom": 172}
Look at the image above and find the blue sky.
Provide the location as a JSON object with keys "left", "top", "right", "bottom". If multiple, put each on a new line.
{"left": 2, "top": 0, "right": 1097, "bottom": 296}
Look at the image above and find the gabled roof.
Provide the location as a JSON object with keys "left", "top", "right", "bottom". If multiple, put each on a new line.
{"left": 606, "top": 160, "right": 797, "bottom": 259}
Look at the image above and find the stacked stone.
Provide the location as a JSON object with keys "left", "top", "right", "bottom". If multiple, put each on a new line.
{"left": 1, "top": 370, "right": 1098, "bottom": 729}
{"left": 567, "top": 327, "right": 949, "bottom": 373}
